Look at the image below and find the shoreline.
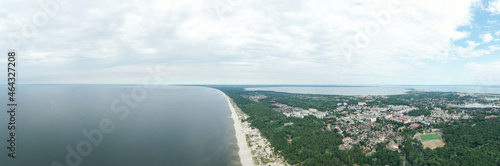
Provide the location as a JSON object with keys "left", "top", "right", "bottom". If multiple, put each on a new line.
{"left": 222, "top": 92, "right": 288, "bottom": 166}
{"left": 223, "top": 93, "right": 254, "bottom": 166}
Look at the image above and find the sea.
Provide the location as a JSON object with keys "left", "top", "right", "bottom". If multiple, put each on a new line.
{"left": 0, "top": 85, "right": 241, "bottom": 166}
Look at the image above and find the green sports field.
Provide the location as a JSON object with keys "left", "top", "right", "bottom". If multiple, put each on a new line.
{"left": 420, "top": 134, "right": 441, "bottom": 140}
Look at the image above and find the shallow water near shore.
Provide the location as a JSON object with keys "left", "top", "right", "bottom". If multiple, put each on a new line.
{"left": 0, "top": 85, "right": 241, "bottom": 166}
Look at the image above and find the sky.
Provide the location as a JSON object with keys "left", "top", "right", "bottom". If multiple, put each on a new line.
{"left": 0, "top": 0, "right": 499, "bottom": 85}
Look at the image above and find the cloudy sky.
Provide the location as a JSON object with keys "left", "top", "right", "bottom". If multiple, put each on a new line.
{"left": 1, "top": 0, "right": 500, "bottom": 85}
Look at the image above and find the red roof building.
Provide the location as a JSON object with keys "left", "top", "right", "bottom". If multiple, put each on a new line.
{"left": 486, "top": 115, "right": 498, "bottom": 119}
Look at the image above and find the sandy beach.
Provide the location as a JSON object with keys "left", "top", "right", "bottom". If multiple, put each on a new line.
{"left": 223, "top": 92, "right": 288, "bottom": 166}
{"left": 224, "top": 93, "right": 254, "bottom": 166}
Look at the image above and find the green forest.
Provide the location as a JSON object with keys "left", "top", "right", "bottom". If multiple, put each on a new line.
{"left": 214, "top": 87, "right": 500, "bottom": 166}
{"left": 406, "top": 109, "right": 431, "bottom": 116}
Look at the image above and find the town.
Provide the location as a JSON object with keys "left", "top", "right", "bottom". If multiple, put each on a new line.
{"left": 242, "top": 91, "right": 500, "bottom": 154}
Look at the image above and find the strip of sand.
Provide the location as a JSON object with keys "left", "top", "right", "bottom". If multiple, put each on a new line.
{"left": 224, "top": 93, "right": 254, "bottom": 166}
{"left": 223, "top": 92, "right": 288, "bottom": 166}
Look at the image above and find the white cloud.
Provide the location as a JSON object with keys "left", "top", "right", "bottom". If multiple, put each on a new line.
{"left": 486, "top": 0, "right": 500, "bottom": 15}
{"left": 480, "top": 33, "right": 495, "bottom": 43}
{"left": 466, "top": 61, "right": 500, "bottom": 73}
{"left": 451, "top": 40, "right": 500, "bottom": 58}
{"left": 0, "top": 0, "right": 490, "bottom": 84}
{"left": 495, "top": 31, "right": 500, "bottom": 36}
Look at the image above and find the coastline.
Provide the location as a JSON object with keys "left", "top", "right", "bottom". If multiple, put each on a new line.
{"left": 222, "top": 92, "right": 288, "bottom": 166}
{"left": 223, "top": 93, "right": 254, "bottom": 166}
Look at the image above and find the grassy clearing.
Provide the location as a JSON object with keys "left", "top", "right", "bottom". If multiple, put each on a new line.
{"left": 420, "top": 134, "right": 441, "bottom": 140}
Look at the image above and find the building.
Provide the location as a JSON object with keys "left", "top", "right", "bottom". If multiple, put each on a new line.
{"left": 386, "top": 140, "right": 399, "bottom": 152}
{"left": 385, "top": 113, "right": 393, "bottom": 119}
{"left": 343, "top": 137, "right": 352, "bottom": 143}
{"left": 431, "top": 110, "right": 445, "bottom": 118}
{"left": 283, "top": 112, "right": 292, "bottom": 117}
{"left": 314, "top": 112, "right": 328, "bottom": 119}
{"left": 379, "top": 136, "right": 385, "bottom": 142}
{"left": 302, "top": 110, "right": 310, "bottom": 116}
{"left": 400, "top": 116, "right": 411, "bottom": 123}
{"left": 486, "top": 115, "right": 498, "bottom": 119}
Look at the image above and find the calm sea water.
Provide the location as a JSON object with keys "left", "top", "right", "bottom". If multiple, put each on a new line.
{"left": 246, "top": 85, "right": 500, "bottom": 95}
{"left": 0, "top": 85, "right": 241, "bottom": 166}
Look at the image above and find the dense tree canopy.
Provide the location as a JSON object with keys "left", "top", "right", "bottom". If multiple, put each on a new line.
{"left": 407, "top": 108, "right": 431, "bottom": 116}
